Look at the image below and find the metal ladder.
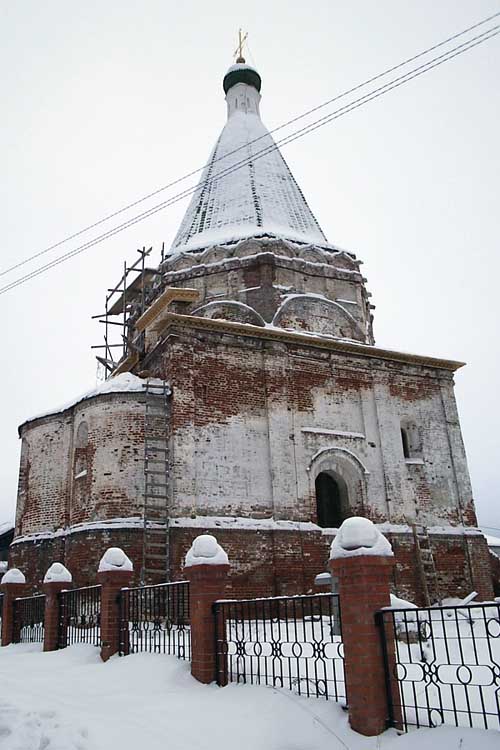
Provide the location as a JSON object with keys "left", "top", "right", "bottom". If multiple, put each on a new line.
{"left": 412, "top": 524, "right": 441, "bottom": 606}
{"left": 141, "top": 379, "right": 170, "bottom": 585}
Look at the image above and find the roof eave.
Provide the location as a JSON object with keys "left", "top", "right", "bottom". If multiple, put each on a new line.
{"left": 144, "top": 312, "right": 465, "bottom": 372}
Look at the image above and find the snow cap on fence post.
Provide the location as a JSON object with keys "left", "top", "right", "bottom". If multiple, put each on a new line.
{"left": 329, "top": 517, "right": 393, "bottom": 560}
{"left": 98, "top": 547, "right": 133, "bottom": 573}
{"left": 1, "top": 568, "right": 26, "bottom": 585}
{"left": 42, "top": 562, "right": 73, "bottom": 652}
{"left": 184, "top": 534, "right": 230, "bottom": 685}
{"left": 1, "top": 569, "right": 28, "bottom": 647}
{"left": 43, "top": 562, "right": 72, "bottom": 584}
{"left": 97, "top": 547, "right": 134, "bottom": 662}
{"left": 185, "top": 534, "right": 229, "bottom": 568}
{"left": 329, "top": 517, "right": 399, "bottom": 736}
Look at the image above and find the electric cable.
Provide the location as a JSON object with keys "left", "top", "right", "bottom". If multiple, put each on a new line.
{"left": 0, "top": 23, "right": 498, "bottom": 296}
{"left": 1, "top": 10, "right": 499, "bottom": 280}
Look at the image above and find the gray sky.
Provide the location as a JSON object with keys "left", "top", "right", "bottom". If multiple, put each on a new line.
{"left": 1, "top": 1, "right": 499, "bottom": 533}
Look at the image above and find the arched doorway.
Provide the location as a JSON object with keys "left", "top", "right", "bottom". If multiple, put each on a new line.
{"left": 315, "top": 472, "right": 348, "bottom": 528}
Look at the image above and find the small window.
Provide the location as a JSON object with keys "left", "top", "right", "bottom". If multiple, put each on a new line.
{"left": 400, "top": 421, "right": 422, "bottom": 460}
{"left": 401, "top": 428, "right": 410, "bottom": 459}
{"left": 76, "top": 421, "right": 88, "bottom": 448}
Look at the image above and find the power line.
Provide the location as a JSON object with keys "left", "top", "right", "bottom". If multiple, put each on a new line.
{"left": 0, "top": 24, "right": 499, "bottom": 296}
{"left": 1, "top": 10, "right": 499, "bottom": 280}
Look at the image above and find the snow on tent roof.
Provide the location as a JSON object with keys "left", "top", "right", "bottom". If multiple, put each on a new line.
{"left": 0, "top": 520, "right": 14, "bottom": 537}
{"left": 485, "top": 534, "right": 500, "bottom": 548}
{"left": 20, "top": 373, "right": 166, "bottom": 428}
{"left": 170, "top": 63, "right": 327, "bottom": 255}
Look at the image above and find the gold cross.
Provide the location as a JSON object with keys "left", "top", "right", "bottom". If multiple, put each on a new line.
{"left": 234, "top": 28, "right": 248, "bottom": 63}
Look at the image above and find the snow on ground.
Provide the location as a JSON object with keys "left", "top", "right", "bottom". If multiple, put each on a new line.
{"left": 0, "top": 643, "right": 498, "bottom": 750}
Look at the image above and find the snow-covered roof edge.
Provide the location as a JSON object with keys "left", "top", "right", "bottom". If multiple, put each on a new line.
{"left": 19, "top": 374, "right": 168, "bottom": 433}
{"left": 11, "top": 515, "right": 485, "bottom": 546}
{"left": 0, "top": 520, "right": 15, "bottom": 537}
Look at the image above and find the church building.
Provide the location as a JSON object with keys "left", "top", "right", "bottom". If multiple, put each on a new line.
{"left": 9, "top": 58, "right": 493, "bottom": 604}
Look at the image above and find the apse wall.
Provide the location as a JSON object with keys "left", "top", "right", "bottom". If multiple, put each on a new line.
{"left": 14, "top": 391, "right": 146, "bottom": 539}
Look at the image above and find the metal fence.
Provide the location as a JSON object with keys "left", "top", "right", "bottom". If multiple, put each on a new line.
{"left": 0, "top": 592, "right": 3, "bottom": 645}
{"left": 214, "top": 593, "right": 345, "bottom": 701}
{"left": 119, "top": 581, "right": 190, "bottom": 658}
{"left": 376, "top": 601, "right": 500, "bottom": 731}
{"left": 13, "top": 594, "right": 46, "bottom": 643}
{"left": 58, "top": 585, "right": 101, "bottom": 648}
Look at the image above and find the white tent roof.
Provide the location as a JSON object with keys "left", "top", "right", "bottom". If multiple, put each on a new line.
{"left": 171, "top": 63, "right": 327, "bottom": 254}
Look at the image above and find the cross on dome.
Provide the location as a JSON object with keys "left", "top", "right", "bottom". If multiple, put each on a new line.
{"left": 233, "top": 28, "right": 248, "bottom": 64}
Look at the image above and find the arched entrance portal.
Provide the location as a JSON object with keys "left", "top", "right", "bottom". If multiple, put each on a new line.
{"left": 315, "top": 472, "right": 348, "bottom": 528}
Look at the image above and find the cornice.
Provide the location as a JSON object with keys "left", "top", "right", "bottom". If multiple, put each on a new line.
{"left": 148, "top": 312, "right": 465, "bottom": 372}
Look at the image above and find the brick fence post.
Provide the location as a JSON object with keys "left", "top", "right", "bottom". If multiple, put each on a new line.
{"left": 97, "top": 547, "right": 134, "bottom": 662}
{"left": 42, "top": 563, "right": 72, "bottom": 652}
{"left": 1, "top": 569, "right": 28, "bottom": 646}
{"left": 184, "top": 534, "right": 230, "bottom": 685}
{"left": 329, "top": 517, "right": 399, "bottom": 737}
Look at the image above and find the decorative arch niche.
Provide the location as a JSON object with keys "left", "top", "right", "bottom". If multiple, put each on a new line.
{"left": 308, "top": 446, "right": 368, "bottom": 526}
{"left": 272, "top": 295, "right": 365, "bottom": 341}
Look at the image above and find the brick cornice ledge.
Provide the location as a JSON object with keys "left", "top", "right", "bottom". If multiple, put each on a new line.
{"left": 150, "top": 312, "right": 465, "bottom": 372}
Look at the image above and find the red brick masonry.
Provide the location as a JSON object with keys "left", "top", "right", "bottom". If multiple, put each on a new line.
{"left": 185, "top": 562, "right": 229, "bottom": 684}
{"left": 42, "top": 580, "right": 69, "bottom": 652}
{"left": 98, "top": 567, "right": 133, "bottom": 662}
{"left": 330, "top": 554, "right": 398, "bottom": 736}
{"left": 0, "top": 581, "right": 28, "bottom": 646}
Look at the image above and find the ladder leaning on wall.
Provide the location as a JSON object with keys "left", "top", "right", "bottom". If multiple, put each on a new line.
{"left": 141, "top": 379, "right": 171, "bottom": 585}
{"left": 412, "top": 524, "right": 441, "bottom": 607}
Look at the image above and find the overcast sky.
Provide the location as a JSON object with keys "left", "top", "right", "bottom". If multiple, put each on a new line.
{"left": 1, "top": 1, "right": 499, "bottom": 533}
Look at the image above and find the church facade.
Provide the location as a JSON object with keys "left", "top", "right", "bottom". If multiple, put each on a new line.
{"left": 9, "top": 60, "right": 493, "bottom": 603}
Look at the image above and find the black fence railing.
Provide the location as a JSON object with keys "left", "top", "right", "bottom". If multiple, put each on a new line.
{"left": 13, "top": 594, "right": 46, "bottom": 643}
{"left": 0, "top": 592, "right": 4, "bottom": 645}
{"left": 119, "top": 581, "right": 190, "bottom": 658}
{"left": 214, "top": 593, "right": 345, "bottom": 701}
{"left": 58, "top": 585, "right": 101, "bottom": 648}
{"left": 376, "top": 602, "right": 500, "bottom": 732}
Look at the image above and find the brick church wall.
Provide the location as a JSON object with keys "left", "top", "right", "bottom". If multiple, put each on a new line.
{"left": 155, "top": 323, "right": 476, "bottom": 535}
{"left": 16, "top": 392, "right": 146, "bottom": 540}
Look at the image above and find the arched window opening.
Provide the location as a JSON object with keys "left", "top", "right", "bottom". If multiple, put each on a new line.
{"left": 401, "top": 428, "right": 410, "bottom": 459}
{"left": 315, "top": 472, "right": 347, "bottom": 529}
{"left": 400, "top": 420, "right": 422, "bottom": 460}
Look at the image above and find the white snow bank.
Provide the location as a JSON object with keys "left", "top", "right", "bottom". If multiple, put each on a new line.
{"left": 185, "top": 534, "right": 229, "bottom": 567}
{"left": 0, "top": 643, "right": 498, "bottom": 750}
{"left": 1, "top": 568, "right": 26, "bottom": 584}
{"left": 330, "top": 517, "right": 393, "bottom": 559}
{"left": 98, "top": 547, "right": 133, "bottom": 573}
{"left": 23, "top": 373, "right": 168, "bottom": 425}
{"left": 44, "top": 562, "right": 72, "bottom": 583}
{"left": 389, "top": 594, "right": 417, "bottom": 611}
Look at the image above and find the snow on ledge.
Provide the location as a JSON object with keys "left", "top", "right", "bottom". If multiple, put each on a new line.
{"left": 1, "top": 568, "right": 26, "bottom": 584}
{"left": 330, "top": 517, "right": 393, "bottom": 559}
{"left": 22, "top": 373, "right": 168, "bottom": 426}
{"left": 11, "top": 516, "right": 165, "bottom": 545}
{"left": 98, "top": 547, "right": 133, "bottom": 573}
{"left": 10, "top": 515, "right": 486, "bottom": 547}
{"left": 302, "top": 427, "right": 365, "bottom": 439}
{"left": 185, "top": 534, "right": 229, "bottom": 568}
{"left": 44, "top": 562, "right": 72, "bottom": 583}
{"left": 172, "top": 515, "right": 319, "bottom": 533}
